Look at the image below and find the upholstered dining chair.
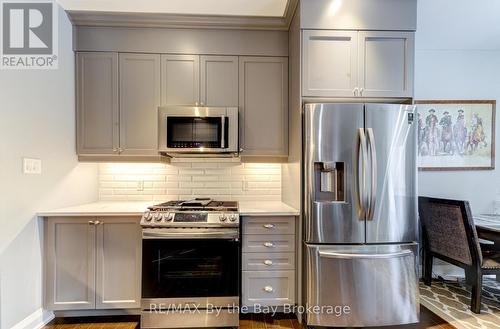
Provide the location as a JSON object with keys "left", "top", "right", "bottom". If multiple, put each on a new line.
{"left": 419, "top": 197, "right": 500, "bottom": 314}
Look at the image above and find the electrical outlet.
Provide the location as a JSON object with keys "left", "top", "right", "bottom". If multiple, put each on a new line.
{"left": 23, "top": 158, "right": 42, "bottom": 174}
{"left": 136, "top": 180, "right": 144, "bottom": 191}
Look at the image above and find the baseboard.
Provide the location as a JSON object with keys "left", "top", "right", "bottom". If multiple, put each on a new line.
{"left": 8, "top": 309, "right": 54, "bottom": 329}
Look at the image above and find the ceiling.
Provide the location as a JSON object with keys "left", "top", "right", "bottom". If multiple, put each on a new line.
{"left": 57, "top": 0, "right": 290, "bottom": 17}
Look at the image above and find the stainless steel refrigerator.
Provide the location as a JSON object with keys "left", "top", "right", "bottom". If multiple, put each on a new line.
{"left": 304, "top": 103, "right": 419, "bottom": 327}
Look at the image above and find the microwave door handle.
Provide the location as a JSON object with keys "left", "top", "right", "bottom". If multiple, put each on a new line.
{"left": 221, "top": 115, "right": 226, "bottom": 148}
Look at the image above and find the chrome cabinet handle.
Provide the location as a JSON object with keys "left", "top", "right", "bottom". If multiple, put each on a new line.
{"left": 359, "top": 87, "right": 364, "bottom": 96}
{"left": 263, "top": 224, "right": 275, "bottom": 229}
{"left": 118, "top": 148, "right": 123, "bottom": 153}
{"left": 264, "top": 242, "right": 275, "bottom": 248}
{"left": 264, "top": 286, "right": 274, "bottom": 293}
{"left": 353, "top": 87, "right": 359, "bottom": 96}
{"left": 366, "top": 128, "right": 377, "bottom": 220}
{"left": 354, "top": 128, "right": 368, "bottom": 219}
{"left": 88, "top": 220, "right": 95, "bottom": 225}
{"left": 264, "top": 260, "right": 273, "bottom": 266}
{"left": 195, "top": 102, "right": 199, "bottom": 106}
{"left": 112, "top": 148, "right": 118, "bottom": 153}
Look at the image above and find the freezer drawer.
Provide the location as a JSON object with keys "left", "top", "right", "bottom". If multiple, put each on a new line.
{"left": 306, "top": 243, "right": 419, "bottom": 327}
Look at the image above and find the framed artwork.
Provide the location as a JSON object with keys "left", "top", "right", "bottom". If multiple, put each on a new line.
{"left": 415, "top": 100, "right": 496, "bottom": 171}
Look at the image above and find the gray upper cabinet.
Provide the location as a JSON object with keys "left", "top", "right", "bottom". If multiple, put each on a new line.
{"left": 161, "top": 54, "right": 199, "bottom": 106}
{"left": 200, "top": 55, "right": 238, "bottom": 106}
{"left": 302, "top": 30, "right": 358, "bottom": 97}
{"left": 302, "top": 30, "right": 415, "bottom": 98}
{"left": 358, "top": 31, "right": 414, "bottom": 98}
{"left": 77, "top": 52, "right": 119, "bottom": 155}
{"left": 45, "top": 216, "right": 142, "bottom": 311}
{"left": 239, "top": 57, "right": 288, "bottom": 157}
{"left": 119, "top": 54, "right": 160, "bottom": 155}
{"left": 45, "top": 217, "right": 96, "bottom": 310}
{"left": 96, "top": 217, "right": 142, "bottom": 309}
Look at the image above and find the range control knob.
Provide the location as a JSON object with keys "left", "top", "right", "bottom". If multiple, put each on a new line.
{"left": 229, "top": 214, "right": 238, "bottom": 222}
{"left": 165, "top": 213, "right": 174, "bottom": 222}
{"left": 219, "top": 215, "right": 227, "bottom": 222}
{"left": 143, "top": 211, "right": 152, "bottom": 222}
{"left": 154, "top": 213, "right": 163, "bottom": 222}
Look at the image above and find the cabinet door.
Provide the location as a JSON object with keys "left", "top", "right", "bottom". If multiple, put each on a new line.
{"left": 358, "top": 31, "right": 414, "bottom": 98}
{"left": 96, "top": 217, "right": 142, "bottom": 309}
{"left": 77, "top": 52, "right": 119, "bottom": 155}
{"left": 161, "top": 54, "right": 199, "bottom": 106}
{"left": 302, "top": 30, "right": 358, "bottom": 97}
{"left": 45, "top": 217, "right": 96, "bottom": 310}
{"left": 239, "top": 57, "right": 288, "bottom": 157}
{"left": 119, "top": 54, "right": 161, "bottom": 155}
{"left": 200, "top": 55, "right": 238, "bottom": 106}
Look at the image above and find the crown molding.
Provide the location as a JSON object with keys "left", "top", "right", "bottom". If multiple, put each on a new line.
{"left": 67, "top": 0, "right": 299, "bottom": 31}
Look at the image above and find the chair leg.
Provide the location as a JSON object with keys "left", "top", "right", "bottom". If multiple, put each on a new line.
{"left": 470, "top": 271, "right": 483, "bottom": 314}
{"left": 496, "top": 274, "right": 500, "bottom": 283}
{"left": 465, "top": 268, "right": 473, "bottom": 285}
{"left": 423, "top": 253, "right": 433, "bottom": 286}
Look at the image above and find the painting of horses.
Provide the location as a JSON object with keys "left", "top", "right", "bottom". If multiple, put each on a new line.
{"left": 415, "top": 100, "right": 496, "bottom": 170}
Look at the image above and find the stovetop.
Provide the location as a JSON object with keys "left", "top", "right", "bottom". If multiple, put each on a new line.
{"left": 142, "top": 198, "right": 239, "bottom": 227}
{"left": 148, "top": 198, "right": 238, "bottom": 212}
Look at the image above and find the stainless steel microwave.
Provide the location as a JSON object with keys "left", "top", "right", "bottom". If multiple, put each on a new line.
{"left": 158, "top": 106, "right": 239, "bottom": 156}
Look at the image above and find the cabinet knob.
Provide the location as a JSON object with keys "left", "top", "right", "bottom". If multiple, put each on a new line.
{"left": 264, "top": 286, "right": 274, "bottom": 293}
{"left": 195, "top": 102, "right": 199, "bottom": 106}
{"left": 353, "top": 87, "right": 359, "bottom": 96}
{"left": 94, "top": 220, "right": 101, "bottom": 225}
{"left": 263, "top": 224, "right": 275, "bottom": 229}
{"left": 359, "top": 88, "right": 364, "bottom": 96}
{"left": 88, "top": 220, "right": 95, "bottom": 225}
{"left": 113, "top": 148, "right": 118, "bottom": 153}
{"left": 118, "top": 148, "right": 123, "bottom": 153}
{"left": 264, "top": 242, "right": 275, "bottom": 248}
{"left": 264, "top": 260, "right": 273, "bottom": 266}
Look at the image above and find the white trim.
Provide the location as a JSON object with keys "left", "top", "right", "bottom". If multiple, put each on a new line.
{"left": 8, "top": 309, "right": 54, "bottom": 329}
{"left": 66, "top": 0, "right": 298, "bottom": 31}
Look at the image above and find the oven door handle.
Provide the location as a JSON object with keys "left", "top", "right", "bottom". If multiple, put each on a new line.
{"left": 142, "top": 228, "right": 239, "bottom": 240}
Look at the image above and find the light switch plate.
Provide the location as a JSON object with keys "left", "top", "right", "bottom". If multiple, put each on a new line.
{"left": 23, "top": 158, "right": 42, "bottom": 174}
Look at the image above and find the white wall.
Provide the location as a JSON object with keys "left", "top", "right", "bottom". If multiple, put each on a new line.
{"left": 0, "top": 7, "right": 98, "bottom": 329}
{"left": 416, "top": 0, "right": 500, "bottom": 214}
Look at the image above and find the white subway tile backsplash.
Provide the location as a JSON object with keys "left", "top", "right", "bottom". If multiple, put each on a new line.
{"left": 98, "top": 161, "right": 281, "bottom": 201}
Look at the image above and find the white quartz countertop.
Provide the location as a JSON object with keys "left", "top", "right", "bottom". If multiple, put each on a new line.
{"left": 38, "top": 201, "right": 299, "bottom": 217}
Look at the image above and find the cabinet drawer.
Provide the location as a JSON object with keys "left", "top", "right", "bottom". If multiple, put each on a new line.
{"left": 243, "top": 217, "right": 295, "bottom": 235}
{"left": 243, "top": 252, "right": 295, "bottom": 271}
{"left": 242, "top": 270, "right": 295, "bottom": 307}
{"left": 242, "top": 234, "right": 295, "bottom": 253}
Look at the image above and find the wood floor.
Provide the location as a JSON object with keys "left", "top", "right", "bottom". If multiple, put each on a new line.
{"left": 43, "top": 306, "right": 454, "bottom": 329}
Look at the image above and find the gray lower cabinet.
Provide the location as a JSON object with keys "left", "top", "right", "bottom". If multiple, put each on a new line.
{"left": 119, "top": 53, "right": 161, "bottom": 155}
{"left": 45, "top": 217, "right": 141, "bottom": 310}
{"left": 77, "top": 52, "right": 119, "bottom": 155}
{"left": 242, "top": 216, "right": 296, "bottom": 309}
{"left": 239, "top": 57, "right": 288, "bottom": 157}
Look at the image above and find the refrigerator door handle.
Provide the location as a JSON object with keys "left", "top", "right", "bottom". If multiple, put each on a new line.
{"left": 354, "top": 128, "right": 368, "bottom": 219}
{"left": 318, "top": 249, "right": 412, "bottom": 259}
{"left": 366, "top": 128, "right": 377, "bottom": 220}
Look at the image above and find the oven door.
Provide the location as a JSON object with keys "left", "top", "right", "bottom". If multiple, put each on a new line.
{"left": 141, "top": 228, "right": 240, "bottom": 309}
{"left": 158, "top": 106, "right": 238, "bottom": 154}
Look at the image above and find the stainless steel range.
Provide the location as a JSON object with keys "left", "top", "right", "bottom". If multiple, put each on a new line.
{"left": 140, "top": 198, "right": 240, "bottom": 329}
